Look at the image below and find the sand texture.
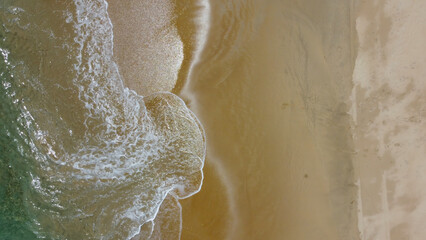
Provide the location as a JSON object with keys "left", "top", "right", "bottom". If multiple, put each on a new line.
{"left": 107, "top": 0, "right": 425, "bottom": 239}
{"left": 353, "top": 1, "right": 426, "bottom": 239}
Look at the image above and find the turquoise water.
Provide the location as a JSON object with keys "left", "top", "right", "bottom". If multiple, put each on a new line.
{"left": 0, "top": 1, "right": 205, "bottom": 239}
{"left": 0, "top": 49, "right": 38, "bottom": 239}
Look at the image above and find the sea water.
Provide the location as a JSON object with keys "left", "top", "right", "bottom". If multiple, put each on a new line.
{"left": 0, "top": 0, "right": 205, "bottom": 239}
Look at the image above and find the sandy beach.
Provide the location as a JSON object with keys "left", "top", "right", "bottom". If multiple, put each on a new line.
{"left": 178, "top": 0, "right": 358, "bottom": 239}
{"left": 353, "top": 1, "right": 426, "bottom": 239}
{"left": 107, "top": 0, "right": 426, "bottom": 239}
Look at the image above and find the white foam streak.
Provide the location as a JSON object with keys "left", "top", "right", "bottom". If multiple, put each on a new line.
{"left": 186, "top": 0, "right": 211, "bottom": 85}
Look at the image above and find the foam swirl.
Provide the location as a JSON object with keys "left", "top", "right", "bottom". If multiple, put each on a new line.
{"left": 0, "top": 0, "right": 205, "bottom": 239}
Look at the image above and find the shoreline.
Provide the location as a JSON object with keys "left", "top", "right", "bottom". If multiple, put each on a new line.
{"left": 107, "top": 0, "right": 426, "bottom": 239}
{"left": 172, "top": 0, "right": 211, "bottom": 94}
{"left": 108, "top": 0, "right": 360, "bottom": 238}
{"left": 108, "top": 0, "right": 360, "bottom": 239}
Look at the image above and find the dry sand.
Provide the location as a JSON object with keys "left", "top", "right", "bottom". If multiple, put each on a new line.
{"left": 353, "top": 1, "right": 426, "bottom": 239}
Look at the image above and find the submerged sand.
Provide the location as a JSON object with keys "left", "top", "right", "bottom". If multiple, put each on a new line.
{"left": 108, "top": 0, "right": 426, "bottom": 239}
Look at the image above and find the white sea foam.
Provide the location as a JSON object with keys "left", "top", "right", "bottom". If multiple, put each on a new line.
{"left": 0, "top": 0, "right": 206, "bottom": 239}
{"left": 186, "top": 0, "right": 211, "bottom": 84}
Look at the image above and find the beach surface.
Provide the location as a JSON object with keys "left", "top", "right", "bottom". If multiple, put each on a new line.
{"left": 178, "top": 0, "right": 359, "bottom": 239}
{"left": 353, "top": 1, "right": 426, "bottom": 239}
{"left": 107, "top": 0, "right": 426, "bottom": 239}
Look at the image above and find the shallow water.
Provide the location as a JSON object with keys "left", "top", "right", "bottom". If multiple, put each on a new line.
{"left": 0, "top": 1, "right": 205, "bottom": 239}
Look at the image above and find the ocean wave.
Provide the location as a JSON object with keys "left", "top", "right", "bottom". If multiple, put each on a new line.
{"left": 0, "top": 0, "right": 205, "bottom": 239}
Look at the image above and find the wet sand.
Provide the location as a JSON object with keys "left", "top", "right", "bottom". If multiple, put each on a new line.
{"left": 108, "top": 0, "right": 358, "bottom": 239}
{"left": 179, "top": 0, "right": 359, "bottom": 239}
{"left": 108, "top": 0, "right": 426, "bottom": 239}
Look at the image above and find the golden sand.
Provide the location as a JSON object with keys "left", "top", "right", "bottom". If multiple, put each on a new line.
{"left": 178, "top": 1, "right": 359, "bottom": 239}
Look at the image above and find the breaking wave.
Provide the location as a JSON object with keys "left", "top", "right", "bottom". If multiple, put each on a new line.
{"left": 0, "top": 0, "right": 205, "bottom": 239}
